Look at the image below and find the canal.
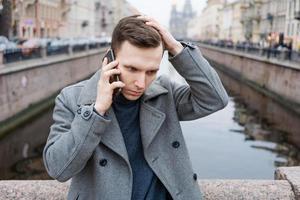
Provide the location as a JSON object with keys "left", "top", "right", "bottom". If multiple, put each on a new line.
{"left": 0, "top": 52, "right": 299, "bottom": 180}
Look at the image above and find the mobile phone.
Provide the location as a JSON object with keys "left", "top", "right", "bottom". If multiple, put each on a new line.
{"left": 103, "top": 49, "right": 122, "bottom": 97}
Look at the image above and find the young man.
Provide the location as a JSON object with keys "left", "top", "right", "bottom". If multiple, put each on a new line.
{"left": 43, "top": 15, "right": 228, "bottom": 200}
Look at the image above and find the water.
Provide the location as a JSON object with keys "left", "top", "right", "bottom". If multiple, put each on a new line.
{"left": 0, "top": 53, "right": 299, "bottom": 180}
{"left": 182, "top": 101, "right": 280, "bottom": 179}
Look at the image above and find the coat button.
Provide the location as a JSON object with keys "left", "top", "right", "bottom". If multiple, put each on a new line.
{"left": 193, "top": 173, "right": 197, "bottom": 181}
{"left": 172, "top": 141, "right": 180, "bottom": 148}
{"left": 83, "top": 110, "right": 91, "bottom": 117}
{"left": 99, "top": 159, "right": 107, "bottom": 167}
{"left": 77, "top": 107, "right": 82, "bottom": 114}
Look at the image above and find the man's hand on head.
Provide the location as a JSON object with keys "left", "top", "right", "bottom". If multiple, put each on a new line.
{"left": 137, "top": 15, "right": 184, "bottom": 56}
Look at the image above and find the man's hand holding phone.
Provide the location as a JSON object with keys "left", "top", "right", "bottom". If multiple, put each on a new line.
{"left": 94, "top": 57, "right": 125, "bottom": 116}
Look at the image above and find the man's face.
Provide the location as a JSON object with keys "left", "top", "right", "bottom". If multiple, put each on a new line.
{"left": 115, "top": 41, "right": 163, "bottom": 100}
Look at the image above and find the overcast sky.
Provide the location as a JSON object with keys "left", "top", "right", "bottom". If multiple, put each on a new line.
{"left": 126, "top": 0, "right": 207, "bottom": 28}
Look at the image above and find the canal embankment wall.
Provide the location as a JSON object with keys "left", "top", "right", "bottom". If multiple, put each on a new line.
{"left": 0, "top": 167, "right": 299, "bottom": 199}
{"left": 0, "top": 48, "right": 106, "bottom": 138}
{"left": 198, "top": 44, "right": 300, "bottom": 117}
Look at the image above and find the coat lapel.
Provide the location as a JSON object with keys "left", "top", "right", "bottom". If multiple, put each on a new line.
{"left": 140, "top": 81, "right": 168, "bottom": 150}
{"left": 101, "top": 107, "right": 130, "bottom": 162}
{"left": 139, "top": 102, "right": 166, "bottom": 150}
{"left": 76, "top": 70, "right": 129, "bottom": 163}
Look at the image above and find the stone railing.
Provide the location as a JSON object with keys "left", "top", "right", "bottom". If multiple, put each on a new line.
{"left": 0, "top": 167, "right": 299, "bottom": 199}
{"left": 197, "top": 41, "right": 300, "bottom": 63}
{"left": 0, "top": 42, "right": 108, "bottom": 66}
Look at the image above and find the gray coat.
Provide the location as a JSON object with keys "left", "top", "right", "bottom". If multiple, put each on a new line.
{"left": 43, "top": 42, "right": 229, "bottom": 200}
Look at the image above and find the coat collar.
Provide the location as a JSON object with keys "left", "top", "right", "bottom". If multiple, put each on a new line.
{"left": 76, "top": 69, "right": 168, "bottom": 106}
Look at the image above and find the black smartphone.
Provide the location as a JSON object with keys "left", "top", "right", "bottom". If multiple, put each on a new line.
{"left": 103, "top": 49, "right": 122, "bottom": 97}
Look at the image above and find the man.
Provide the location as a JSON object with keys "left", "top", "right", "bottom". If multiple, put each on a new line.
{"left": 43, "top": 15, "right": 228, "bottom": 200}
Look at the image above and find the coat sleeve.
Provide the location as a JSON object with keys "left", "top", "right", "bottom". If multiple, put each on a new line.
{"left": 43, "top": 88, "right": 111, "bottom": 182}
{"left": 168, "top": 42, "right": 229, "bottom": 121}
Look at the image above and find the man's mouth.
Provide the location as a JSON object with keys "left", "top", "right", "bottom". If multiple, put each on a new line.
{"left": 126, "top": 89, "right": 143, "bottom": 96}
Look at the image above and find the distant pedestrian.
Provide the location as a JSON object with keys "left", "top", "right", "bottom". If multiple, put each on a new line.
{"left": 267, "top": 33, "right": 273, "bottom": 59}
{"left": 286, "top": 41, "right": 292, "bottom": 60}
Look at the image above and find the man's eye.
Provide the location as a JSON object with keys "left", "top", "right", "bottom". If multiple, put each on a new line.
{"left": 128, "top": 67, "right": 137, "bottom": 72}
{"left": 147, "top": 70, "right": 157, "bottom": 75}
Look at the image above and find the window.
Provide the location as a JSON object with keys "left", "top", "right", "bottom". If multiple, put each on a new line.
{"left": 289, "top": 1, "right": 292, "bottom": 18}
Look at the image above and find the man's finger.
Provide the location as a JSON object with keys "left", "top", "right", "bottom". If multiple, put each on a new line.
{"left": 103, "top": 68, "right": 121, "bottom": 79}
{"left": 145, "top": 21, "right": 162, "bottom": 32}
{"left": 110, "top": 81, "right": 125, "bottom": 89}
{"left": 102, "top": 57, "right": 108, "bottom": 67}
{"left": 102, "top": 60, "right": 119, "bottom": 71}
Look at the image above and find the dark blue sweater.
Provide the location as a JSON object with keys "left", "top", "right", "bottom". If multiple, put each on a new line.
{"left": 112, "top": 93, "right": 171, "bottom": 200}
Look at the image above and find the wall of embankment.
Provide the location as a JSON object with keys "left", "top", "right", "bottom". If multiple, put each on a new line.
{"left": 0, "top": 48, "right": 106, "bottom": 138}
{"left": 199, "top": 44, "right": 300, "bottom": 115}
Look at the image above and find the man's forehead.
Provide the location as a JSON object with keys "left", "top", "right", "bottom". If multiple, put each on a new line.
{"left": 117, "top": 41, "right": 163, "bottom": 70}
{"left": 122, "top": 61, "right": 160, "bottom": 71}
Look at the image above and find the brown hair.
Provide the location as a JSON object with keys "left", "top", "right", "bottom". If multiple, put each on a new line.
{"left": 111, "top": 15, "right": 162, "bottom": 54}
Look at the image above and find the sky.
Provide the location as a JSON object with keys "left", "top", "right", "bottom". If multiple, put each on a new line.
{"left": 126, "top": 0, "right": 207, "bottom": 28}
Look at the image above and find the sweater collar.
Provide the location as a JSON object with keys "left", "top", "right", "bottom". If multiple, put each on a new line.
{"left": 113, "top": 92, "right": 140, "bottom": 106}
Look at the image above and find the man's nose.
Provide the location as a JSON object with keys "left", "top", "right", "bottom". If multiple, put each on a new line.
{"left": 134, "top": 74, "right": 146, "bottom": 90}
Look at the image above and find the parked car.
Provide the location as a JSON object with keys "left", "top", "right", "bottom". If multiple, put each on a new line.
{"left": 0, "top": 36, "right": 18, "bottom": 51}
{"left": 21, "top": 38, "right": 50, "bottom": 56}
{"left": 98, "top": 36, "right": 111, "bottom": 45}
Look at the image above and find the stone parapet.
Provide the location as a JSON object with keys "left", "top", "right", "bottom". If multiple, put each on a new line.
{"left": 276, "top": 167, "right": 300, "bottom": 200}
{"left": 199, "top": 179, "right": 294, "bottom": 199}
{"left": 0, "top": 167, "right": 299, "bottom": 200}
{"left": 0, "top": 180, "right": 69, "bottom": 200}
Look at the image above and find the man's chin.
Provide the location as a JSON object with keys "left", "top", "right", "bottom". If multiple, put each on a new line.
{"left": 122, "top": 91, "right": 142, "bottom": 101}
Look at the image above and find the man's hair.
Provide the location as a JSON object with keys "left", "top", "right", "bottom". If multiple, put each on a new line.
{"left": 111, "top": 15, "right": 162, "bottom": 53}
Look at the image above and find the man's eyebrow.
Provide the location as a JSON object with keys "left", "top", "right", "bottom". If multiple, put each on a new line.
{"left": 124, "top": 65, "right": 159, "bottom": 71}
{"left": 124, "top": 64, "right": 137, "bottom": 68}
{"left": 149, "top": 68, "right": 159, "bottom": 71}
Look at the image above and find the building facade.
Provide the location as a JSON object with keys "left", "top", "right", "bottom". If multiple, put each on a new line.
{"left": 257, "top": 0, "right": 287, "bottom": 47}
{"left": 93, "top": 0, "right": 139, "bottom": 38}
{"left": 239, "top": 0, "right": 263, "bottom": 43}
{"left": 0, "top": 0, "right": 13, "bottom": 38}
{"left": 169, "top": 0, "right": 195, "bottom": 39}
{"left": 60, "top": 0, "right": 95, "bottom": 38}
{"left": 1, "top": 0, "right": 138, "bottom": 40}
{"left": 285, "top": 0, "right": 300, "bottom": 50}
{"left": 10, "top": 0, "right": 69, "bottom": 39}
{"left": 58, "top": 0, "right": 139, "bottom": 38}
{"left": 219, "top": 0, "right": 245, "bottom": 42}
{"left": 196, "top": 0, "right": 225, "bottom": 41}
